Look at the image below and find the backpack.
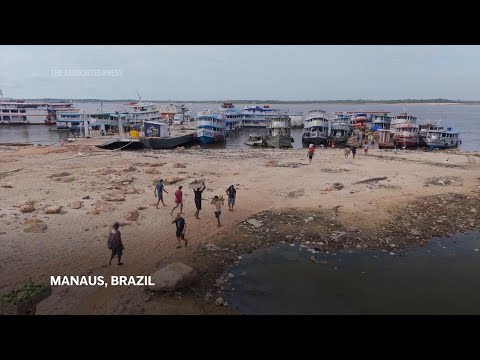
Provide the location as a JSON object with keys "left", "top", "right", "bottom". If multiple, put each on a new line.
{"left": 107, "top": 231, "right": 117, "bottom": 250}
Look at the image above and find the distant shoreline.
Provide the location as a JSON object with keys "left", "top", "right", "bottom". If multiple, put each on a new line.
{"left": 16, "top": 99, "right": 479, "bottom": 105}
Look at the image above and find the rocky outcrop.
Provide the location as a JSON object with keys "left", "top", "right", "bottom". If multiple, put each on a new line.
{"left": 45, "top": 205, "right": 62, "bottom": 214}
{"left": 125, "top": 210, "right": 139, "bottom": 221}
{"left": 147, "top": 263, "right": 195, "bottom": 292}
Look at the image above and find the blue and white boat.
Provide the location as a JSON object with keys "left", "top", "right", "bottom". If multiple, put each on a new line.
{"left": 196, "top": 109, "right": 226, "bottom": 144}
{"left": 242, "top": 104, "right": 280, "bottom": 127}
{"left": 218, "top": 102, "right": 243, "bottom": 131}
{"left": 53, "top": 109, "right": 85, "bottom": 130}
{"left": 425, "top": 127, "right": 460, "bottom": 150}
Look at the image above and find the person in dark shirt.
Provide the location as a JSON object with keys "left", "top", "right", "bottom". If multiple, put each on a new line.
{"left": 351, "top": 146, "right": 357, "bottom": 159}
{"left": 226, "top": 185, "right": 237, "bottom": 211}
{"left": 193, "top": 182, "right": 206, "bottom": 219}
{"left": 109, "top": 222, "right": 124, "bottom": 266}
{"left": 155, "top": 179, "right": 168, "bottom": 209}
{"left": 172, "top": 213, "right": 187, "bottom": 249}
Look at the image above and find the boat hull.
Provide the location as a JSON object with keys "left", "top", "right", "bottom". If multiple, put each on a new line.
{"left": 140, "top": 134, "right": 196, "bottom": 149}
{"left": 302, "top": 136, "right": 328, "bottom": 146}
{"left": 197, "top": 135, "right": 225, "bottom": 144}
{"left": 265, "top": 135, "right": 293, "bottom": 148}
{"left": 393, "top": 138, "right": 418, "bottom": 149}
{"left": 425, "top": 143, "right": 459, "bottom": 150}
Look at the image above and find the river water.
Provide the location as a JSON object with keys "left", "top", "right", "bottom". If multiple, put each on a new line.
{"left": 0, "top": 102, "right": 478, "bottom": 151}
{"left": 224, "top": 231, "right": 480, "bottom": 315}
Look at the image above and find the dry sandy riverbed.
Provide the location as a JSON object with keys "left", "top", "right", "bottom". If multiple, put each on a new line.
{"left": 1, "top": 141, "right": 479, "bottom": 314}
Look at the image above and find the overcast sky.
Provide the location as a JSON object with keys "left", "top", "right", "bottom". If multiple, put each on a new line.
{"left": 1, "top": 45, "right": 479, "bottom": 100}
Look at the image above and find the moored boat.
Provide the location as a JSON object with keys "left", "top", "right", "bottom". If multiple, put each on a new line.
{"left": 425, "top": 127, "right": 460, "bottom": 150}
{"left": 140, "top": 120, "right": 196, "bottom": 149}
{"left": 330, "top": 112, "right": 351, "bottom": 146}
{"left": 244, "top": 134, "right": 265, "bottom": 147}
{"left": 302, "top": 110, "right": 329, "bottom": 146}
{"left": 242, "top": 104, "right": 280, "bottom": 127}
{"left": 265, "top": 115, "right": 293, "bottom": 148}
{"left": 392, "top": 123, "right": 420, "bottom": 149}
{"left": 196, "top": 110, "right": 226, "bottom": 144}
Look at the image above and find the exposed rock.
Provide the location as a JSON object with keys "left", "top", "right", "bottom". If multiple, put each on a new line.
{"left": 137, "top": 206, "right": 148, "bottom": 210}
{"left": 23, "top": 219, "right": 47, "bottom": 233}
{"left": 101, "top": 191, "right": 126, "bottom": 202}
{"left": 82, "top": 195, "right": 90, "bottom": 200}
{"left": 215, "top": 297, "right": 224, "bottom": 306}
{"left": 20, "top": 204, "right": 35, "bottom": 213}
{"left": 45, "top": 205, "right": 62, "bottom": 214}
{"left": 123, "top": 188, "right": 137, "bottom": 195}
{"left": 265, "top": 160, "right": 278, "bottom": 167}
{"left": 144, "top": 167, "right": 160, "bottom": 174}
{"left": 331, "top": 182, "right": 344, "bottom": 190}
{"left": 125, "top": 210, "right": 139, "bottom": 221}
{"left": 47, "top": 172, "right": 71, "bottom": 178}
{"left": 247, "top": 219, "right": 263, "bottom": 228}
{"left": 71, "top": 201, "right": 83, "bottom": 209}
{"left": 147, "top": 262, "right": 195, "bottom": 292}
{"left": 175, "top": 147, "right": 186, "bottom": 153}
{"left": 95, "top": 200, "right": 115, "bottom": 213}
{"left": 1, "top": 184, "right": 13, "bottom": 188}
{"left": 123, "top": 165, "right": 137, "bottom": 172}
{"left": 164, "top": 176, "right": 187, "bottom": 185}
{"left": 205, "top": 243, "right": 222, "bottom": 251}
{"left": 119, "top": 221, "right": 132, "bottom": 227}
{"left": 173, "top": 163, "right": 187, "bottom": 168}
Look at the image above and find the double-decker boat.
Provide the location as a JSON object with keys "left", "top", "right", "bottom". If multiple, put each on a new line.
{"left": 196, "top": 109, "right": 226, "bottom": 144}
{"left": 242, "top": 104, "right": 280, "bottom": 127}
{"left": 265, "top": 115, "right": 293, "bottom": 148}
{"left": 330, "top": 112, "right": 351, "bottom": 146}
{"left": 302, "top": 110, "right": 329, "bottom": 146}
{"left": 424, "top": 127, "right": 460, "bottom": 150}
{"left": 392, "top": 123, "right": 420, "bottom": 149}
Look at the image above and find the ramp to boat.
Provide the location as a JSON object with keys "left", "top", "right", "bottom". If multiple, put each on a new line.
{"left": 96, "top": 138, "right": 145, "bottom": 150}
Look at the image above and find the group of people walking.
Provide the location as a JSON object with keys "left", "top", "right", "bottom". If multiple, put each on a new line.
{"left": 107, "top": 181, "right": 238, "bottom": 263}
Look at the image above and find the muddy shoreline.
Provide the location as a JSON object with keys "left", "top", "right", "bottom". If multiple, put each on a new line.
{"left": 148, "top": 191, "right": 480, "bottom": 314}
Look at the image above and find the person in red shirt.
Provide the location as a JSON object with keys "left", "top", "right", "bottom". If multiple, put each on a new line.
{"left": 170, "top": 186, "right": 183, "bottom": 215}
{"left": 307, "top": 144, "right": 315, "bottom": 164}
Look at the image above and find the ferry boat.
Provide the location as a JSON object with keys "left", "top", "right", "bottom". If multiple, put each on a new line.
{"left": 122, "top": 101, "right": 162, "bottom": 124}
{"left": 424, "top": 127, "right": 460, "bottom": 150}
{"left": 392, "top": 123, "right": 420, "bottom": 149}
{"left": 195, "top": 110, "right": 226, "bottom": 144}
{"left": 418, "top": 122, "right": 443, "bottom": 146}
{"left": 53, "top": 110, "right": 86, "bottom": 130}
{"left": 301, "top": 110, "right": 329, "bottom": 146}
{"left": 0, "top": 99, "right": 56, "bottom": 125}
{"left": 288, "top": 112, "right": 304, "bottom": 128}
{"left": 391, "top": 112, "right": 417, "bottom": 129}
{"left": 242, "top": 104, "right": 280, "bottom": 127}
{"left": 330, "top": 112, "right": 352, "bottom": 146}
{"left": 349, "top": 112, "right": 369, "bottom": 130}
{"left": 265, "top": 115, "right": 293, "bottom": 148}
{"left": 160, "top": 103, "right": 188, "bottom": 120}
{"left": 244, "top": 134, "right": 265, "bottom": 147}
{"left": 89, "top": 112, "right": 128, "bottom": 134}
{"left": 370, "top": 114, "right": 392, "bottom": 130}
{"left": 140, "top": 120, "right": 196, "bottom": 149}
{"left": 218, "top": 102, "right": 243, "bottom": 131}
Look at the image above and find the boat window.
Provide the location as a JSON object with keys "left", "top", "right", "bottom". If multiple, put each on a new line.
{"left": 3, "top": 116, "right": 10, "bottom": 120}
{"left": 2, "top": 110, "right": 9, "bottom": 113}
{"left": 11, "top": 110, "right": 18, "bottom": 113}
{"left": 22, "top": 116, "right": 27, "bottom": 121}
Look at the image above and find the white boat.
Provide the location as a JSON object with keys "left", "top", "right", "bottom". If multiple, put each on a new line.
{"left": 265, "top": 115, "right": 293, "bottom": 148}
{"left": 219, "top": 102, "right": 243, "bottom": 131}
{"left": 425, "top": 127, "right": 460, "bottom": 150}
{"left": 371, "top": 114, "right": 392, "bottom": 130}
{"left": 160, "top": 103, "right": 189, "bottom": 121}
{"left": 53, "top": 109, "right": 85, "bottom": 130}
{"left": 196, "top": 109, "right": 226, "bottom": 144}
{"left": 122, "top": 101, "right": 162, "bottom": 124}
{"left": 0, "top": 99, "right": 55, "bottom": 125}
{"left": 302, "top": 110, "right": 329, "bottom": 146}
{"left": 242, "top": 104, "right": 280, "bottom": 127}
{"left": 330, "top": 113, "right": 352, "bottom": 146}
{"left": 244, "top": 134, "right": 265, "bottom": 147}
{"left": 391, "top": 112, "right": 417, "bottom": 129}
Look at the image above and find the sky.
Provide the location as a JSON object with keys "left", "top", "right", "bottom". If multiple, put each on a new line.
{"left": 0, "top": 45, "right": 479, "bottom": 100}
